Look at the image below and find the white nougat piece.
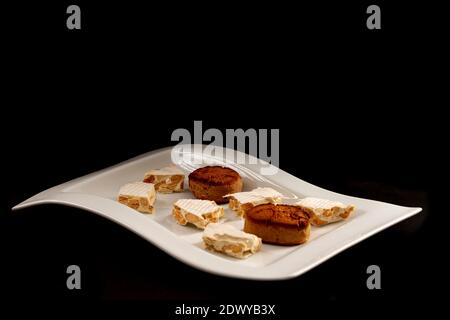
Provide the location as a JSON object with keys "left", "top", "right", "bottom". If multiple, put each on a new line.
{"left": 202, "top": 223, "right": 262, "bottom": 259}
{"left": 172, "top": 199, "right": 224, "bottom": 229}
{"left": 294, "top": 197, "right": 355, "bottom": 226}
{"left": 224, "top": 187, "right": 286, "bottom": 217}
{"left": 143, "top": 165, "right": 184, "bottom": 193}
{"left": 118, "top": 182, "right": 156, "bottom": 214}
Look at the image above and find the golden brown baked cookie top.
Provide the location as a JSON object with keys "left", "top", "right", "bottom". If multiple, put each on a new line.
{"left": 189, "top": 166, "right": 241, "bottom": 186}
{"left": 246, "top": 204, "right": 310, "bottom": 228}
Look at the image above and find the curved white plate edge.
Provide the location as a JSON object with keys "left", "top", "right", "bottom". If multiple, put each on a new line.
{"left": 13, "top": 192, "right": 282, "bottom": 280}
{"left": 11, "top": 192, "right": 282, "bottom": 278}
{"left": 15, "top": 144, "right": 423, "bottom": 212}
{"left": 11, "top": 192, "right": 422, "bottom": 281}
{"left": 284, "top": 206, "right": 423, "bottom": 280}
{"left": 11, "top": 147, "right": 167, "bottom": 210}
{"left": 10, "top": 145, "right": 424, "bottom": 280}
{"left": 276, "top": 205, "right": 422, "bottom": 274}
{"left": 264, "top": 167, "right": 423, "bottom": 213}
{"left": 12, "top": 144, "right": 423, "bottom": 213}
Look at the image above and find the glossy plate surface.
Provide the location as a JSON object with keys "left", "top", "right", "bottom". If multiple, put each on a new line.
{"left": 13, "top": 145, "right": 422, "bottom": 280}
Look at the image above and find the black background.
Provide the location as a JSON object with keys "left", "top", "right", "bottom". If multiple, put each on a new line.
{"left": 2, "top": 0, "right": 446, "bottom": 318}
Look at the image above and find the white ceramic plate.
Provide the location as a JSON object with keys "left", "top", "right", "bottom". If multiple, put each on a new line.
{"left": 12, "top": 145, "right": 422, "bottom": 280}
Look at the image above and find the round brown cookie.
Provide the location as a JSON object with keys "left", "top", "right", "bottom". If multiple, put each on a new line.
{"left": 188, "top": 166, "right": 243, "bottom": 204}
{"left": 244, "top": 203, "right": 311, "bottom": 245}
